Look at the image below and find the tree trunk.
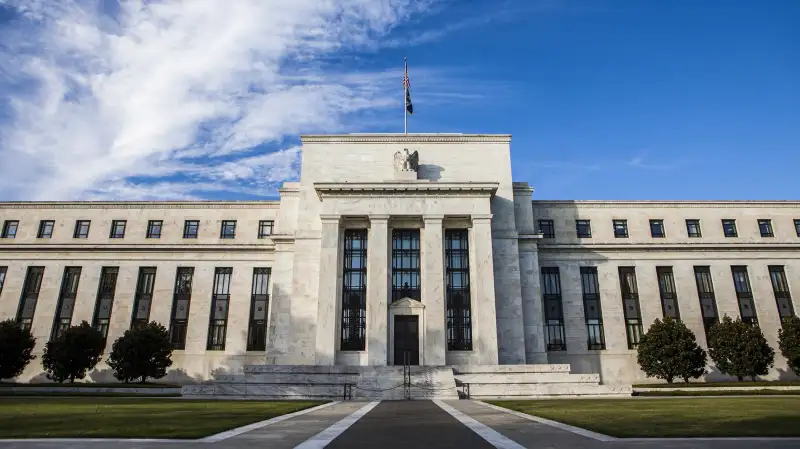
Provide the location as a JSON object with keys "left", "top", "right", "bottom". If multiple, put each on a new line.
{"left": 737, "top": 375, "right": 744, "bottom": 381}
{"left": 666, "top": 377, "right": 674, "bottom": 384}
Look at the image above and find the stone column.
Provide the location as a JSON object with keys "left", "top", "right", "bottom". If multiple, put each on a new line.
{"left": 367, "top": 215, "right": 390, "bottom": 365}
{"left": 422, "top": 215, "right": 446, "bottom": 365}
{"left": 315, "top": 215, "right": 341, "bottom": 365}
{"left": 519, "top": 238, "right": 548, "bottom": 363}
{"left": 471, "top": 214, "right": 500, "bottom": 365}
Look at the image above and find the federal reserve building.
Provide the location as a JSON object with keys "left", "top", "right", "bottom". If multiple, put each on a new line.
{"left": 0, "top": 133, "right": 798, "bottom": 398}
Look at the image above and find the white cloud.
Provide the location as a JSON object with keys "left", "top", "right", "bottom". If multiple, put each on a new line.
{"left": 0, "top": 0, "right": 437, "bottom": 200}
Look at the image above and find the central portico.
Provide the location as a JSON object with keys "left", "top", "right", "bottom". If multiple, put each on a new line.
{"left": 264, "top": 133, "right": 548, "bottom": 368}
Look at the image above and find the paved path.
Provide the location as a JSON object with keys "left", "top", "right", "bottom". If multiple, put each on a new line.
{"left": 2, "top": 400, "right": 800, "bottom": 448}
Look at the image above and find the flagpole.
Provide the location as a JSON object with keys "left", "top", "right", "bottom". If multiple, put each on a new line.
{"left": 404, "top": 57, "right": 408, "bottom": 135}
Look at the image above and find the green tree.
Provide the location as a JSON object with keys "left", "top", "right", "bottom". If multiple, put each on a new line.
{"left": 636, "top": 317, "right": 707, "bottom": 383}
{"left": 708, "top": 315, "right": 774, "bottom": 381}
{"left": 778, "top": 315, "right": 800, "bottom": 376}
{"left": 107, "top": 322, "right": 173, "bottom": 384}
{"left": 41, "top": 321, "right": 105, "bottom": 383}
{"left": 0, "top": 320, "right": 37, "bottom": 380}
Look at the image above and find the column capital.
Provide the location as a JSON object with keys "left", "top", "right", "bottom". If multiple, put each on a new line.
{"left": 471, "top": 214, "right": 493, "bottom": 223}
{"left": 319, "top": 214, "right": 341, "bottom": 223}
{"left": 423, "top": 214, "right": 445, "bottom": 223}
{"left": 369, "top": 214, "right": 390, "bottom": 222}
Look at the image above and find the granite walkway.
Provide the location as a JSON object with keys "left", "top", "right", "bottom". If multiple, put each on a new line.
{"left": 1, "top": 399, "right": 800, "bottom": 448}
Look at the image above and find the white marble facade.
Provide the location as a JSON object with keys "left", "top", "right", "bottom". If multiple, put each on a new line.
{"left": 0, "top": 134, "right": 798, "bottom": 385}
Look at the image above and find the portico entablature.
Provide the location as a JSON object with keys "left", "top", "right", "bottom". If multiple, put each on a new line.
{"left": 314, "top": 181, "right": 499, "bottom": 217}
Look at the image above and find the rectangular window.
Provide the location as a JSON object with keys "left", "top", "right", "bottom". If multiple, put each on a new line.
{"left": 722, "top": 219, "right": 737, "bottom": 237}
{"left": 445, "top": 230, "right": 472, "bottom": 351}
{"left": 51, "top": 267, "right": 81, "bottom": 341}
{"left": 131, "top": 267, "right": 156, "bottom": 328}
{"left": 341, "top": 230, "right": 367, "bottom": 351}
{"left": 258, "top": 220, "right": 274, "bottom": 238}
{"left": 1, "top": 220, "right": 18, "bottom": 238}
{"left": 656, "top": 267, "right": 681, "bottom": 319}
{"left": 109, "top": 220, "right": 126, "bottom": 238}
{"left": 0, "top": 266, "right": 6, "bottom": 298}
{"left": 17, "top": 267, "right": 45, "bottom": 331}
{"left": 207, "top": 268, "right": 232, "bottom": 350}
{"left": 92, "top": 267, "right": 119, "bottom": 341}
{"left": 74, "top": 220, "right": 91, "bottom": 238}
{"left": 694, "top": 266, "right": 719, "bottom": 338}
{"left": 768, "top": 266, "right": 795, "bottom": 320}
{"left": 576, "top": 220, "right": 592, "bottom": 238}
{"left": 146, "top": 220, "right": 163, "bottom": 239}
{"left": 619, "top": 267, "right": 644, "bottom": 349}
{"left": 538, "top": 220, "right": 555, "bottom": 238}
{"left": 613, "top": 220, "right": 628, "bottom": 238}
{"left": 795, "top": 219, "right": 800, "bottom": 237}
{"left": 731, "top": 266, "right": 758, "bottom": 325}
{"left": 686, "top": 219, "right": 701, "bottom": 237}
{"left": 183, "top": 220, "right": 199, "bottom": 239}
{"left": 37, "top": 220, "right": 55, "bottom": 239}
{"left": 169, "top": 267, "right": 193, "bottom": 350}
{"left": 391, "top": 229, "right": 421, "bottom": 302}
{"left": 580, "top": 267, "right": 605, "bottom": 350}
{"left": 541, "top": 267, "right": 566, "bottom": 351}
{"left": 247, "top": 268, "right": 271, "bottom": 351}
{"left": 758, "top": 219, "right": 774, "bottom": 237}
{"left": 220, "top": 220, "right": 236, "bottom": 239}
{"left": 650, "top": 219, "right": 665, "bottom": 238}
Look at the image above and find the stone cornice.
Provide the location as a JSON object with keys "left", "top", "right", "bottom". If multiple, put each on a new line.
{"left": 538, "top": 242, "right": 800, "bottom": 252}
{"left": 301, "top": 134, "right": 511, "bottom": 144}
{"left": 0, "top": 201, "right": 280, "bottom": 209}
{"left": 532, "top": 200, "right": 800, "bottom": 209}
{"left": 0, "top": 243, "right": 275, "bottom": 252}
{"left": 313, "top": 182, "right": 498, "bottom": 200}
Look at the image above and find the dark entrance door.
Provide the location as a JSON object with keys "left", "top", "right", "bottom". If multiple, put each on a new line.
{"left": 393, "top": 315, "right": 419, "bottom": 365}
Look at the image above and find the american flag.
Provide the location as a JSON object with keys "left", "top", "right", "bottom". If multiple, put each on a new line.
{"left": 403, "top": 59, "right": 413, "bottom": 115}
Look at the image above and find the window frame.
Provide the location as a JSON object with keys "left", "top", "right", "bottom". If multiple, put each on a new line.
{"left": 612, "top": 219, "right": 628, "bottom": 238}
{"left": 619, "top": 267, "right": 644, "bottom": 349}
{"left": 580, "top": 266, "right": 605, "bottom": 350}
{"left": 0, "top": 266, "right": 7, "bottom": 300}
{"left": 538, "top": 219, "right": 555, "bottom": 238}
{"left": 694, "top": 266, "right": 719, "bottom": 340}
{"left": 575, "top": 220, "right": 592, "bottom": 238}
{"left": 721, "top": 219, "right": 738, "bottom": 238}
{"left": 768, "top": 265, "right": 795, "bottom": 321}
{"left": 16, "top": 266, "right": 45, "bottom": 331}
{"left": 795, "top": 219, "right": 800, "bottom": 237}
{"left": 74, "top": 220, "right": 91, "bottom": 239}
{"left": 649, "top": 219, "right": 665, "bottom": 238}
{"left": 656, "top": 266, "right": 681, "bottom": 320}
{"left": 247, "top": 267, "right": 271, "bottom": 352}
{"left": 220, "top": 220, "right": 237, "bottom": 239}
{"left": 183, "top": 220, "right": 200, "bottom": 239}
{"left": 257, "top": 220, "right": 274, "bottom": 239}
{"left": 340, "top": 230, "right": 367, "bottom": 351}
{"left": 541, "top": 267, "right": 566, "bottom": 351}
{"left": 207, "top": 267, "right": 233, "bottom": 351}
{"left": 731, "top": 266, "right": 758, "bottom": 325}
{"left": 131, "top": 267, "right": 157, "bottom": 328}
{"left": 92, "top": 266, "right": 119, "bottom": 342}
{"left": 37, "top": 220, "right": 55, "bottom": 239}
{"left": 758, "top": 219, "right": 774, "bottom": 238}
{"left": 1, "top": 220, "right": 19, "bottom": 239}
{"left": 51, "top": 267, "right": 81, "bottom": 341}
{"left": 445, "top": 229, "right": 472, "bottom": 351}
{"left": 391, "top": 229, "right": 421, "bottom": 302}
{"left": 169, "top": 267, "right": 194, "bottom": 350}
{"left": 109, "top": 220, "right": 127, "bottom": 239}
{"left": 685, "top": 219, "right": 702, "bottom": 238}
{"left": 146, "top": 220, "right": 163, "bottom": 239}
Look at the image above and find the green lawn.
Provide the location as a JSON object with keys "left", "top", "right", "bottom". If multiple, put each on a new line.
{"left": 635, "top": 389, "right": 800, "bottom": 397}
{"left": 0, "top": 398, "right": 326, "bottom": 439}
{"left": 0, "top": 382, "right": 180, "bottom": 388}
{"left": 488, "top": 397, "right": 800, "bottom": 438}
{"left": 633, "top": 380, "right": 800, "bottom": 388}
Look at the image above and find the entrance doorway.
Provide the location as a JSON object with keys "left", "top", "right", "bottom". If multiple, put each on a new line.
{"left": 393, "top": 315, "right": 419, "bottom": 365}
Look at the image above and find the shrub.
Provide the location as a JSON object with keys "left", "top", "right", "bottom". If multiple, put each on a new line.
{"left": 107, "top": 322, "right": 173, "bottom": 384}
{"left": 41, "top": 321, "right": 105, "bottom": 383}
{"left": 636, "top": 317, "right": 707, "bottom": 383}
{"left": 0, "top": 320, "right": 37, "bottom": 380}
{"left": 708, "top": 315, "right": 774, "bottom": 381}
{"left": 778, "top": 315, "right": 800, "bottom": 376}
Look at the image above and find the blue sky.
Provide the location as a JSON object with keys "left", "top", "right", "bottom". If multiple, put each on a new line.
{"left": 0, "top": 0, "right": 797, "bottom": 201}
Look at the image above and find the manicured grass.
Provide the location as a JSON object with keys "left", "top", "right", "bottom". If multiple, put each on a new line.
{"left": 0, "top": 398, "right": 325, "bottom": 439}
{"left": 635, "top": 389, "right": 800, "bottom": 397}
{"left": 488, "top": 398, "right": 800, "bottom": 438}
{"left": 0, "top": 382, "right": 180, "bottom": 388}
{"left": 633, "top": 380, "right": 800, "bottom": 388}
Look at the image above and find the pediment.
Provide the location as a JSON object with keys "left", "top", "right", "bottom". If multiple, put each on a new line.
{"left": 390, "top": 297, "right": 425, "bottom": 309}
